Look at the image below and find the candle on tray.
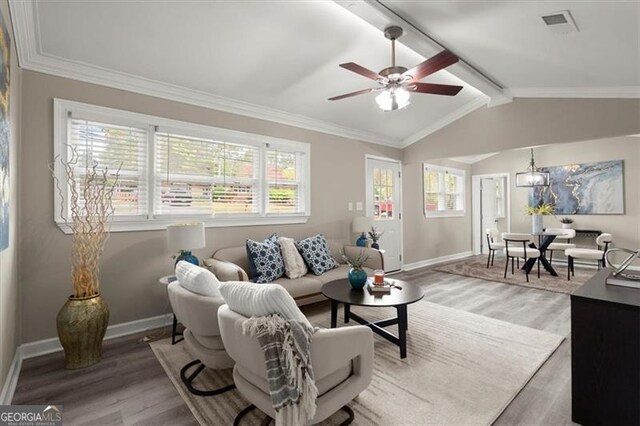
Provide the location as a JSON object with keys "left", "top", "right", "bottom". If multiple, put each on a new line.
{"left": 374, "top": 269, "right": 385, "bottom": 285}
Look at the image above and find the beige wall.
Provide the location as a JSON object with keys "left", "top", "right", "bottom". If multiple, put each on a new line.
{"left": 403, "top": 159, "right": 472, "bottom": 264}
{"left": 401, "top": 98, "right": 640, "bottom": 264}
{"left": 19, "top": 70, "right": 401, "bottom": 343}
{"left": 0, "top": 0, "right": 21, "bottom": 395}
{"left": 403, "top": 98, "right": 640, "bottom": 161}
{"left": 472, "top": 136, "right": 640, "bottom": 251}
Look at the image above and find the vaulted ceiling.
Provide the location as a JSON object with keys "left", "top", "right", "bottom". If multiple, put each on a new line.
{"left": 9, "top": 1, "right": 640, "bottom": 148}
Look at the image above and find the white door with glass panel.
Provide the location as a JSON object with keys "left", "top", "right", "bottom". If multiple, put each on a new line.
{"left": 366, "top": 158, "right": 402, "bottom": 272}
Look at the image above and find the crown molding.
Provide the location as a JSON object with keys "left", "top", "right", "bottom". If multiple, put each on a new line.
{"left": 505, "top": 86, "right": 640, "bottom": 98}
{"left": 400, "top": 96, "right": 489, "bottom": 148}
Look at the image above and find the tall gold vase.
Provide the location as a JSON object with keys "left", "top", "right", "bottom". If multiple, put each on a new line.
{"left": 57, "top": 294, "right": 109, "bottom": 369}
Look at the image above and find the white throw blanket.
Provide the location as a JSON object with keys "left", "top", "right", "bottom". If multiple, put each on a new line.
{"left": 243, "top": 314, "right": 318, "bottom": 426}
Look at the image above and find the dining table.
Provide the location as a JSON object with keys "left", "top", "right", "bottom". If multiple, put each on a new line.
{"left": 522, "top": 231, "right": 559, "bottom": 276}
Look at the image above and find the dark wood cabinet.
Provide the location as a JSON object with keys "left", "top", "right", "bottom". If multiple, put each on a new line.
{"left": 571, "top": 269, "right": 640, "bottom": 425}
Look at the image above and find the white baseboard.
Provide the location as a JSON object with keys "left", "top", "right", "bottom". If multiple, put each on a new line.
{"left": 403, "top": 251, "right": 473, "bottom": 271}
{"left": 1, "top": 313, "right": 173, "bottom": 405}
{"left": 0, "top": 350, "right": 22, "bottom": 405}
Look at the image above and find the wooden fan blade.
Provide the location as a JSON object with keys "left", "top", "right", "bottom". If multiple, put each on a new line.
{"left": 409, "top": 82, "right": 463, "bottom": 96}
{"left": 339, "top": 62, "right": 382, "bottom": 81}
{"left": 403, "top": 50, "right": 459, "bottom": 82}
{"left": 328, "top": 88, "right": 376, "bottom": 101}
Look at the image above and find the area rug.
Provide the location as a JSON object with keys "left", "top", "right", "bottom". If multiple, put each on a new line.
{"left": 150, "top": 300, "right": 563, "bottom": 426}
{"left": 434, "top": 256, "right": 596, "bottom": 294}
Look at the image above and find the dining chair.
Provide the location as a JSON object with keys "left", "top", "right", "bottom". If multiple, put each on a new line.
{"left": 502, "top": 233, "right": 541, "bottom": 282}
{"left": 544, "top": 228, "right": 576, "bottom": 265}
{"left": 564, "top": 233, "right": 613, "bottom": 281}
{"left": 485, "top": 228, "right": 505, "bottom": 268}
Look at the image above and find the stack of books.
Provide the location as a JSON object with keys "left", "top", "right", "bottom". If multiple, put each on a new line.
{"left": 366, "top": 278, "right": 394, "bottom": 293}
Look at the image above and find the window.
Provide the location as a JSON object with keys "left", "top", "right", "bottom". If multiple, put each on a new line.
{"left": 423, "top": 164, "right": 465, "bottom": 217}
{"left": 372, "top": 167, "right": 395, "bottom": 220}
{"left": 53, "top": 99, "right": 311, "bottom": 233}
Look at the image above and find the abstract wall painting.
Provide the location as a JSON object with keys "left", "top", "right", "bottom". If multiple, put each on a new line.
{"left": 530, "top": 160, "right": 624, "bottom": 215}
{"left": 0, "top": 10, "right": 9, "bottom": 252}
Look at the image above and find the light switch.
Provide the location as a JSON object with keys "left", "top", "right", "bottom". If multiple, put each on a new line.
{"left": 348, "top": 202, "right": 353, "bottom": 211}
{"left": 356, "top": 202, "right": 363, "bottom": 211}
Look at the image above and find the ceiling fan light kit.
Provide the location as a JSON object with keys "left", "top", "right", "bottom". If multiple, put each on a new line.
{"left": 329, "top": 26, "right": 463, "bottom": 112}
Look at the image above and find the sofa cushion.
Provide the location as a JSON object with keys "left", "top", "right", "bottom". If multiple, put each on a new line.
{"left": 246, "top": 234, "right": 285, "bottom": 283}
{"left": 278, "top": 236, "right": 308, "bottom": 279}
{"left": 175, "top": 261, "right": 221, "bottom": 297}
{"left": 218, "top": 281, "right": 311, "bottom": 328}
{"left": 316, "top": 265, "right": 374, "bottom": 284}
{"left": 272, "top": 275, "right": 323, "bottom": 300}
{"left": 296, "top": 234, "right": 339, "bottom": 275}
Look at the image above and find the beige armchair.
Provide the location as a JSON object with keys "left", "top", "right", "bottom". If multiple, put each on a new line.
{"left": 218, "top": 305, "right": 374, "bottom": 425}
{"left": 167, "top": 281, "right": 235, "bottom": 396}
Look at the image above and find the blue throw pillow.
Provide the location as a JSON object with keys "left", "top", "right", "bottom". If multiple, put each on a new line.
{"left": 295, "top": 234, "right": 339, "bottom": 275}
{"left": 246, "top": 234, "right": 285, "bottom": 283}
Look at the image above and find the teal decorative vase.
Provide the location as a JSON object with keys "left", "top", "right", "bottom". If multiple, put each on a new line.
{"left": 348, "top": 268, "right": 368, "bottom": 289}
{"left": 175, "top": 250, "right": 199, "bottom": 266}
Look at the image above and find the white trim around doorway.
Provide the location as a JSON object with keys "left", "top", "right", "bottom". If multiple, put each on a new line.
{"left": 471, "top": 173, "right": 512, "bottom": 255}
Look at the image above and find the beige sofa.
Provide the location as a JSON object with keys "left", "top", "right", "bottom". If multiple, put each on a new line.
{"left": 204, "top": 239, "right": 384, "bottom": 306}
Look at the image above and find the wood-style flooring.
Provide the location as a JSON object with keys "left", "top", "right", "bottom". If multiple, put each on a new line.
{"left": 12, "top": 267, "right": 576, "bottom": 425}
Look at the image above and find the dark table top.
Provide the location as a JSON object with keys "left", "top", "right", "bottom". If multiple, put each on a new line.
{"left": 321, "top": 278, "right": 424, "bottom": 307}
{"left": 571, "top": 268, "right": 640, "bottom": 308}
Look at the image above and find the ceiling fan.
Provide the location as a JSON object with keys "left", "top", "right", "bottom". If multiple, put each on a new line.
{"left": 329, "top": 26, "right": 463, "bottom": 112}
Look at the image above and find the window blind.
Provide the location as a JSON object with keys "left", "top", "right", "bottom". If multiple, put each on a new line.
{"left": 155, "top": 132, "right": 260, "bottom": 215}
{"left": 69, "top": 118, "right": 148, "bottom": 216}
{"left": 266, "top": 148, "right": 305, "bottom": 214}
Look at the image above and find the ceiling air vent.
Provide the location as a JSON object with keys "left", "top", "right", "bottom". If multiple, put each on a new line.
{"left": 541, "top": 10, "right": 579, "bottom": 34}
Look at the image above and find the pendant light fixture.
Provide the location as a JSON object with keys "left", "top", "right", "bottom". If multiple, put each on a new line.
{"left": 516, "top": 148, "right": 550, "bottom": 187}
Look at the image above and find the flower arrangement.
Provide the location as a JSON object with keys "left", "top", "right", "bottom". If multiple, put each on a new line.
{"left": 341, "top": 250, "right": 369, "bottom": 270}
{"left": 527, "top": 202, "right": 554, "bottom": 215}
{"left": 368, "top": 226, "right": 384, "bottom": 243}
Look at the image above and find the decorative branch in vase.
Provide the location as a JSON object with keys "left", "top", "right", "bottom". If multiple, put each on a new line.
{"left": 342, "top": 250, "right": 369, "bottom": 289}
{"left": 50, "top": 145, "right": 121, "bottom": 369}
{"left": 368, "top": 226, "right": 384, "bottom": 250}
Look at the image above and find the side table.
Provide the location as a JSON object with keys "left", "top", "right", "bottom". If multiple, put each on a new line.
{"left": 159, "top": 275, "right": 184, "bottom": 345}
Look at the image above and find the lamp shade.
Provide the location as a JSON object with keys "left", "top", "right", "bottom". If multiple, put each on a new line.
{"left": 167, "top": 222, "right": 206, "bottom": 252}
{"left": 352, "top": 216, "right": 373, "bottom": 233}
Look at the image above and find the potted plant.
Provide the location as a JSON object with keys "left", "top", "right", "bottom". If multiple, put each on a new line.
{"left": 342, "top": 250, "right": 369, "bottom": 289}
{"left": 527, "top": 202, "right": 554, "bottom": 234}
{"left": 50, "top": 148, "right": 120, "bottom": 369}
{"left": 368, "top": 226, "right": 384, "bottom": 250}
{"left": 559, "top": 217, "right": 574, "bottom": 230}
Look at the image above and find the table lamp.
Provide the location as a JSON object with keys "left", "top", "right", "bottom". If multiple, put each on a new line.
{"left": 352, "top": 216, "right": 373, "bottom": 247}
{"left": 167, "top": 222, "right": 206, "bottom": 266}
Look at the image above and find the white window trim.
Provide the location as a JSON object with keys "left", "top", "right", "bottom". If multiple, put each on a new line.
{"left": 423, "top": 163, "right": 466, "bottom": 218}
{"left": 53, "top": 99, "right": 311, "bottom": 234}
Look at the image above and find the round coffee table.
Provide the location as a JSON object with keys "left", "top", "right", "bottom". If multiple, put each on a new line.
{"left": 321, "top": 278, "right": 424, "bottom": 359}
